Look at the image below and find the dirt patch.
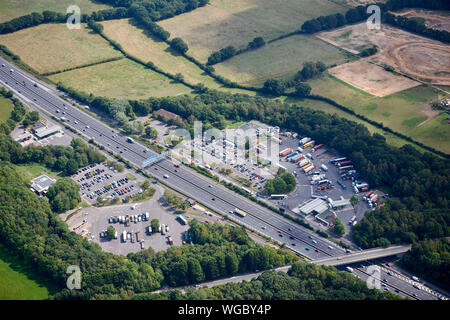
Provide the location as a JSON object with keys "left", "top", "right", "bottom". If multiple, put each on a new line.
{"left": 328, "top": 60, "right": 420, "bottom": 97}
{"left": 317, "top": 22, "right": 450, "bottom": 86}
{"left": 394, "top": 9, "right": 450, "bottom": 32}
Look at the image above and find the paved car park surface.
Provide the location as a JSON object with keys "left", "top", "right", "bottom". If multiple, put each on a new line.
{"left": 72, "top": 162, "right": 144, "bottom": 204}
{"left": 66, "top": 186, "right": 189, "bottom": 255}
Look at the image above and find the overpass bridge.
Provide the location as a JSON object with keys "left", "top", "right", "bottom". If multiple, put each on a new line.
{"left": 313, "top": 244, "right": 412, "bottom": 266}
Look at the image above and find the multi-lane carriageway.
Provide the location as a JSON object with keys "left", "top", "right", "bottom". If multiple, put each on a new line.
{"left": 0, "top": 56, "right": 344, "bottom": 259}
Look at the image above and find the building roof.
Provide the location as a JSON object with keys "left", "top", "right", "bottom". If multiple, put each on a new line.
{"left": 329, "top": 199, "right": 350, "bottom": 208}
{"left": 35, "top": 125, "right": 61, "bottom": 139}
{"left": 298, "top": 198, "right": 329, "bottom": 215}
{"left": 31, "top": 174, "right": 56, "bottom": 193}
{"left": 155, "top": 109, "right": 183, "bottom": 121}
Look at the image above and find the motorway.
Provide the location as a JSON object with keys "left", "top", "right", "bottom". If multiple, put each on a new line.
{"left": 0, "top": 56, "right": 346, "bottom": 259}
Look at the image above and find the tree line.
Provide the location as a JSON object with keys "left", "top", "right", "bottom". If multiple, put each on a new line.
{"left": 400, "top": 238, "right": 450, "bottom": 289}
{"left": 300, "top": 0, "right": 450, "bottom": 43}
{"left": 206, "top": 37, "right": 266, "bottom": 65}
{"left": 131, "top": 261, "right": 400, "bottom": 300}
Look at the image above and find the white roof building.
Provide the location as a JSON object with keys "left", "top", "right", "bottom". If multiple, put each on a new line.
{"left": 31, "top": 174, "right": 56, "bottom": 194}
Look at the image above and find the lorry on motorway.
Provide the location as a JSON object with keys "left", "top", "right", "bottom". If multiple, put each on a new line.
{"left": 346, "top": 267, "right": 354, "bottom": 273}
{"left": 60, "top": 116, "right": 67, "bottom": 122}
{"left": 127, "top": 137, "right": 134, "bottom": 143}
{"left": 234, "top": 208, "right": 247, "bottom": 217}
{"left": 279, "top": 148, "right": 292, "bottom": 157}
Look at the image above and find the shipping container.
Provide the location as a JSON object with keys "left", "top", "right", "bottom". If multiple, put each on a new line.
{"left": 313, "top": 144, "right": 324, "bottom": 151}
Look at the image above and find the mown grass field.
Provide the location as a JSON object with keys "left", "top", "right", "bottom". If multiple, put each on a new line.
{"left": 101, "top": 19, "right": 223, "bottom": 89}
{"left": 0, "top": 23, "right": 122, "bottom": 74}
{"left": 0, "top": 96, "right": 13, "bottom": 122}
{"left": 0, "top": 0, "right": 111, "bottom": 23}
{"left": 158, "top": 0, "right": 346, "bottom": 62}
{"left": 307, "top": 74, "right": 450, "bottom": 153}
{"left": 13, "top": 163, "right": 62, "bottom": 181}
{"left": 284, "top": 96, "right": 432, "bottom": 153}
{"left": 49, "top": 58, "right": 192, "bottom": 100}
{"left": 0, "top": 243, "right": 58, "bottom": 300}
{"left": 214, "top": 34, "right": 352, "bottom": 86}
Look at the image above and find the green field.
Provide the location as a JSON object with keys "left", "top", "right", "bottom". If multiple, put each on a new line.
{"left": 158, "top": 0, "right": 346, "bottom": 62}
{"left": 0, "top": 0, "right": 111, "bottom": 23}
{"left": 0, "top": 96, "right": 13, "bottom": 122}
{"left": 0, "top": 243, "right": 58, "bottom": 300}
{"left": 0, "top": 23, "right": 122, "bottom": 74}
{"left": 101, "top": 19, "right": 223, "bottom": 89}
{"left": 49, "top": 58, "right": 192, "bottom": 100}
{"left": 307, "top": 74, "right": 450, "bottom": 153}
{"left": 214, "top": 34, "right": 352, "bottom": 86}
{"left": 13, "top": 163, "right": 61, "bottom": 180}
{"left": 284, "top": 96, "right": 432, "bottom": 153}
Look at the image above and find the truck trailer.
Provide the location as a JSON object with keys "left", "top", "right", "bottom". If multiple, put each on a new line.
{"left": 292, "top": 155, "right": 304, "bottom": 163}
{"left": 279, "top": 148, "right": 292, "bottom": 157}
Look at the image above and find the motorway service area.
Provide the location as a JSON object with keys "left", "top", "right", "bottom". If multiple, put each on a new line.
{"left": 169, "top": 119, "right": 385, "bottom": 238}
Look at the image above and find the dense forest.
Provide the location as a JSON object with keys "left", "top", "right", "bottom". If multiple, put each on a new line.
{"left": 131, "top": 261, "right": 400, "bottom": 300}
{"left": 400, "top": 239, "right": 450, "bottom": 289}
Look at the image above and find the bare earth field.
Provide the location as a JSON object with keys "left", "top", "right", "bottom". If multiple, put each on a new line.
{"left": 0, "top": 0, "right": 111, "bottom": 23}
{"left": 100, "top": 19, "right": 222, "bottom": 89}
{"left": 317, "top": 22, "right": 450, "bottom": 85}
{"left": 158, "top": 0, "right": 346, "bottom": 62}
{"left": 0, "top": 23, "right": 122, "bottom": 74}
{"left": 394, "top": 9, "right": 450, "bottom": 32}
{"left": 213, "top": 34, "right": 352, "bottom": 86}
{"left": 328, "top": 60, "right": 421, "bottom": 97}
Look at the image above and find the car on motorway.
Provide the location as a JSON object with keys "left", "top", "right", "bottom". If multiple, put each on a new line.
{"left": 154, "top": 167, "right": 158, "bottom": 170}
{"left": 277, "top": 230, "right": 281, "bottom": 233}
{"left": 312, "top": 240, "right": 317, "bottom": 244}
{"left": 261, "top": 226, "right": 265, "bottom": 230}
{"left": 315, "top": 249, "right": 319, "bottom": 252}
{"left": 305, "top": 247, "right": 310, "bottom": 251}
{"left": 292, "top": 243, "right": 296, "bottom": 246}
{"left": 328, "top": 245, "right": 333, "bottom": 250}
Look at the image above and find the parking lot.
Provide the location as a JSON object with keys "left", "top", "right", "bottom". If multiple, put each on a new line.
{"left": 72, "top": 162, "right": 145, "bottom": 204}
{"left": 172, "top": 120, "right": 385, "bottom": 238}
{"left": 66, "top": 186, "right": 190, "bottom": 255}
